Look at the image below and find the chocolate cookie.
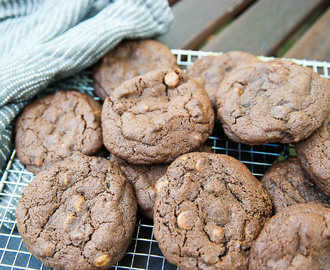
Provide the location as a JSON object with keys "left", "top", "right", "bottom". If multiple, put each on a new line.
{"left": 187, "top": 51, "right": 259, "bottom": 106}
{"left": 16, "top": 154, "right": 137, "bottom": 270}
{"left": 153, "top": 152, "right": 272, "bottom": 270}
{"left": 110, "top": 144, "right": 212, "bottom": 219}
{"left": 15, "top": 90, "right": 103, "bottom": 174}
{"left": 215, "top": 59, "right": 330, "bottom": 145}
{"left": 109, "top": 154, "right": 168, "bottom": 219}
{"left": 93, "top": 39, "right": 178, "bottom": 101}
{"left": 249, "top": 203, "right": 330, "bottom": 270}
{"left": 296, "top": 115, "right": 330, "bottom": 197}
{"left": 102, "top": 69, "right": 214, "bottom": 164}
{"left": 261, "top": 157, "right": 329, "bottom": 213}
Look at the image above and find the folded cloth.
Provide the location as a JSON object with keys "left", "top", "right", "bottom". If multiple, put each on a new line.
{"left": 0, "top": 0, "right": 173, "bottom": 173}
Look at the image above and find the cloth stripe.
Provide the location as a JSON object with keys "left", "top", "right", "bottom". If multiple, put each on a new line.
{"left": 0, "top": 0, "right": 173, "bottom": 172}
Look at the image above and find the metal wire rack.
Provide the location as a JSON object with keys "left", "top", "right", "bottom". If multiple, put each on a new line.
{"left": 0, "top": 49, "right": 329, "bottom": 270}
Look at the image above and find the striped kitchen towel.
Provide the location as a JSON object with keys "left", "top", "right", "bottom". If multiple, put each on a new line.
{"left": 0, "top": 0, "right": 173, "bottom": 173}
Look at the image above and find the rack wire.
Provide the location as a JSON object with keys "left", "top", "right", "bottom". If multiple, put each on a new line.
{"left": 0, "top": 49, "right": 329, "bottom": 270}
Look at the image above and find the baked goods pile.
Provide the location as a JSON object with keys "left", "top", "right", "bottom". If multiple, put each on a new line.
{"left": 14, "top": 39, "right": 329, "bottom": 269}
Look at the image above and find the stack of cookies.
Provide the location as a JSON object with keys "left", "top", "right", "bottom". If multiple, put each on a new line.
{"left": 14, "top": 39, "right": 329, "bottom": 270}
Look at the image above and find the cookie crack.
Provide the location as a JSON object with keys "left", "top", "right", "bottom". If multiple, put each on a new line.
{"left": 270, "top": 172, "right": 306, "bottom": 204}
{"left": 323, "top": 217, "right": 328, "bottom": 229}
{"left": 222, "top": 174, "right": 245, "bottom": 212}
{"left": 80, "top": 114, "right": 87, "bottom": 148}
{"left": 288, "top": 224, "right": 303, "bottom": 266}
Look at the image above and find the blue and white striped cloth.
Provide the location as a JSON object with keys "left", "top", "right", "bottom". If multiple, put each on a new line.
{"left": 0, "top": 0, "right": 173, "bottom": 172}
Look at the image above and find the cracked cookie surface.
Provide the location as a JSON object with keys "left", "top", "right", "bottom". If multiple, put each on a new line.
{"left": 187, "top": 51, "right": 259, "bottom": 106}
{"left": 16, "top": 154, "right": 137, "bottom": 270}
{"left": 109, "top": 145, "right": 212, "bottom": 219}
{"left": 261, "top": 157, "right": 329, "bottom": 213}
{"left": 102, "top": 69, "right": 214, "bottom": 164}
{"left": 215, "top": 59, "right": 330, "bottom": 145}
{"left": 153, "top": 152, "right": 272, "bottom": 270}
{"left": 15, "top": 90, "right": 103, "bottom": 174}
{"left": 249, "top": 203, "right": 330, "bottom": 270}
{"left": 296, "top": 115, "right": 330, "bottom": 197}
{"left": 93, "top": 39, "right": 178, "bottom": 101}
{"left": 109, "top": 154, "right": 168, "bottom": 219}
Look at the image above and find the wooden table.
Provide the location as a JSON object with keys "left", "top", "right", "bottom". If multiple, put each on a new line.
{"left": 159, "top": 0, "right": 330, "bottom": 61}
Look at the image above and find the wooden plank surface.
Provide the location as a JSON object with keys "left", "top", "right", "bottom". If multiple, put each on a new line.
{"left": 202, "top": 0, "right": 328, "bottom": 56}
{"left": 158, "top": 0, "right": 255, "bottom": 50}
{"left": 284, "top": 7, "right": 330, "bottom": 61}
{"left": 167, "top": 0, "right": 179, "bottom": 6}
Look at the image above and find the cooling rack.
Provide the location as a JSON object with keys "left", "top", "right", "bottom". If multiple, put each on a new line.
{"left": 0, "top": 49, "right": 329, "bottom": 270}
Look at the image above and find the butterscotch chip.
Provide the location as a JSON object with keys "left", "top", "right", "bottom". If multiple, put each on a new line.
{"left": 155, "top": 180, "right": 169, "bottom": 194}
{"left": 233, "top": 87, "right": 243, "bottom": 95}
{"left": 61, "top": 175, "right": 70, "bottom": 187}
{"left": 55, "top": 171, "right": 70, "bottom": 188}
{"left": 153, "top": 152, "right": 272, "bottom": 270}
{"left": 74, "top": 195, "right": 85, "bottom": 211}
{"left": 94, "top": 254, "right": 111, "bottom": 267}
{"left": 177, "top": 211, "right": 195, "bottom": 229}
{"left": 164, "top": 71, "right": 180, "bottom": 87}
{"left": 64, "top": 213, "right": 76, "bottom": 230}
{"left": 44, "top": 242, "right": 55, "bottom": 257}
{"left": 205, "top": 224, "right": 225, "bottom": 244}
{"left": 16, "top": 154, "right": 137, "bottom": 270}
{"left": 180, "top": 155, "right": 189, "bottom": 161}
